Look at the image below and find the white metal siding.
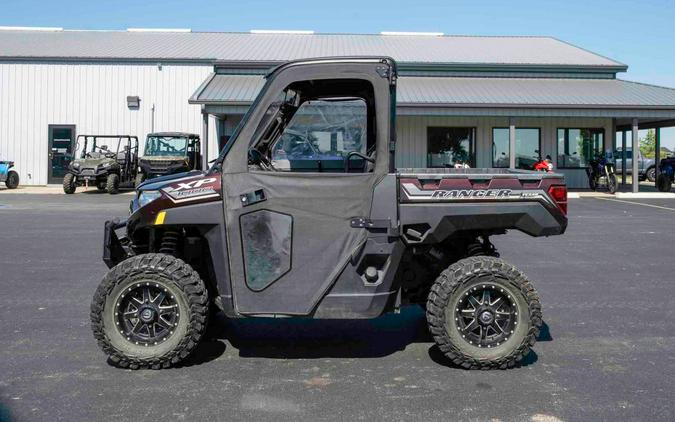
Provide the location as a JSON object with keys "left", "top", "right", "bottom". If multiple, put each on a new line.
{"left": 0, "top": 62, "right": 212, "bottom": 185}
{"left": 396, "top": 115, "right": 613, "bottom": 188}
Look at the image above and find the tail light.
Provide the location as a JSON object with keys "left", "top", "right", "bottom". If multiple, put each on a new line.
{"left": 548, "top": 185, "right": 567, "bottom": 215}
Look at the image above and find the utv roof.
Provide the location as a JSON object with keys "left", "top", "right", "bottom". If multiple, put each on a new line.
{"left": 266, "top": 56, "right": 397, "bottom": 78}
{"left": 147, "top": 132, "right": 200, "bottom": 138}
{"left": 77, "top": 134, "right": 138, "bottom": 138}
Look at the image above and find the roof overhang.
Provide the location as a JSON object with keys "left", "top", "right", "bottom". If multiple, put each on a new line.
{"left": 190, "top": 74, "right": 675, "bottom": 119}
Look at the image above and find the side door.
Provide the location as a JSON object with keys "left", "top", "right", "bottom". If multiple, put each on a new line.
{"left": 220, "top": 59, "right": 395, "bottom": 315}
{"left": 48, "top": 125, "right": 76, "bottom": 184}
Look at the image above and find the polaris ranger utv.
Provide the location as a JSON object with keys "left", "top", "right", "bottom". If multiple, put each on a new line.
{"left": 64, "top": 135, "right": 139, "bottom": 194}
{"left": 137, "top": 132, "right": 201, "bottom": 186}
{"left": 93, "top": 57, "right": 568, "bottom": 370}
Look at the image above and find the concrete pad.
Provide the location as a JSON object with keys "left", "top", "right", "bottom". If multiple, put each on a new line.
{"left": 615, "top": 192, "right": 675, "bottom": 199}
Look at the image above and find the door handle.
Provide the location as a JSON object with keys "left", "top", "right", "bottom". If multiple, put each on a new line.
{"left": 240, "top": 189, "right": 266, "bottom": 207}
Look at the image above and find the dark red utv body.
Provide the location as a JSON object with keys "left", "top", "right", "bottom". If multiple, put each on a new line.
{"left": 94, "top": 57, "right": 567, "bottom": 370}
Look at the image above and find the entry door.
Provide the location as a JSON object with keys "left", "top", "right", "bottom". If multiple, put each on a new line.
{"left": 224, "top": 171, "right": 377, "bottom": 315}
{"left": 48, "top": 125, "right": 76, "bottom": 183}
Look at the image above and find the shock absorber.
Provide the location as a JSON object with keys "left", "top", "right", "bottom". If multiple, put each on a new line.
{"left": 159, "top": 230, "right": 180, "bottom": 255}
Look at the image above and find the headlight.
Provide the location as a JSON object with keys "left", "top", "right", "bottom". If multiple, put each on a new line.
{"left": 138, "top": 190, "right": 162, "bottom": 208}
{"left": 72, "top": 162, "right": 80, "bottom": 169}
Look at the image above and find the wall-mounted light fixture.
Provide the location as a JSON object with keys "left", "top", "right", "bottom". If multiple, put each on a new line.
{"left": 127, "top": 96, "right": 140, "bottom": 109}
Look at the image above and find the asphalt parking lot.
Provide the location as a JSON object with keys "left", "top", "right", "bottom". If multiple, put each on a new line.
{"left": 1, "top": 193, "right": 674, "bottom": 422}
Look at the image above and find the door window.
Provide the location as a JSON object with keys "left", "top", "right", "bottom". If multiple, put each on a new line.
{"left": 250, "top": 79, "right": 375, "bottom": 173}
{"left": 270, "top": 99, "right": 367, "bottom": 172}
{"left": 240, "top": 210, "right": 293, "bottom": 291}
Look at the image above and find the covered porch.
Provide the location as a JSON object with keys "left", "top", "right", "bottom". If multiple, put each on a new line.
{"left": 190, "top": 73, "right": 675, "bottom": 191}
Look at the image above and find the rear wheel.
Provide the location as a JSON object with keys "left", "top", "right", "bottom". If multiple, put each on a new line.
{"left": 646, "top": 167, "right": 656, "bottom": 182}
{"left": 607, "top": 173, "right": 617, "bottom": 194}
{"left": 426, "top": 256, "right": 541, "bottom": 369}
{"left": 90, "top": 254, "right": 209, "bottom": 369}
{"left": 657, "top": 173, "right": 672, "bottom": 192}
{"left": 106, "top": 173, "right": 120, "bottom": 194}
{"left": 62, "top": 173, "right": 76, "bottom": 194}
{"left": 5, "top": 170, "right": 19, "bottom": 189}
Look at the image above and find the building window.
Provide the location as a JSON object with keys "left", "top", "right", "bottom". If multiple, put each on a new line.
{"left": 492, "top": 128, "right": 541, "bottom": 169}
{"left": 427, "top": 127, "right": 475, "bottom": 168}
{"left": 557, "top": 128, "right": 604, "bottom": 168}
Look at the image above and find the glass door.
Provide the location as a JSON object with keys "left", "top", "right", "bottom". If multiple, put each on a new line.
{"left": 48, "top": 125, "right": 76, "bottom": 184}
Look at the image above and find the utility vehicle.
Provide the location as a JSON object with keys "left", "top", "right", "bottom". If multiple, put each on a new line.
{"left": 137, "top": 132, "right": 201, "bottom": 186}
{"left": 64, "top": 135, "right": 139, "bottom": 194}
{"left": 92, "top": 57, "right": 568, "bottom": 370}
{"left": 0, "top": 159, "right": 19, "bottom": 189}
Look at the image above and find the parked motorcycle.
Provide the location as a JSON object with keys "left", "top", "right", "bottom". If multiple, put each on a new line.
{"left": 533, "top": 155, "right": 553, "bottom": 172}
{"left": 587, "top": 153, "right": 617, "bottom": 194}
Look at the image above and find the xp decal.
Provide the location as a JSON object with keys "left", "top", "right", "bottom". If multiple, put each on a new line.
{"left": 161, "top": 177, "right": 221, "bottom": 203}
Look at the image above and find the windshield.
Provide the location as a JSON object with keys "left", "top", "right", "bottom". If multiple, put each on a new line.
{"left": 76, "top": 137, "right": 122, "bottom": 159}
{"left": 144, "top": 136, "right": 189, "bottom": 157}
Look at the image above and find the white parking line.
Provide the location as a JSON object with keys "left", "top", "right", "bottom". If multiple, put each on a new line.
{"left": 594, "top": 197, "right": 675, "bottom": 212}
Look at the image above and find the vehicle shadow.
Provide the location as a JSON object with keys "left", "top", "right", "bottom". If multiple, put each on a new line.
{"left": 206, "top": 305, "right": 432, "bottom": 359}
{"left": 194, "top": 308, "right": 554, "bottom": 367}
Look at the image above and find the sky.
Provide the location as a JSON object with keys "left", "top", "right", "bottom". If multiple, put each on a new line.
{"left": 3, "top": 0, "right": 675, "bottom": 147}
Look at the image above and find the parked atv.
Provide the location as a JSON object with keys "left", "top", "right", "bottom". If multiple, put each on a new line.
{"left": 0, "top": 159, "right": 19, "bottom": 189}
{"left": 136, "top": 132, "right": 201, "bottom": 186}
{"left": 92, "top": 57, "right": 568, "bottom": 370}
{"left": 63, "top": 135, "right": 139, "bottom": 194}
{"left": 656, "top": 156, "right": 675, "bottom": 192}
{"left": 587, "top": 153, "right": 617, "bottom": 194}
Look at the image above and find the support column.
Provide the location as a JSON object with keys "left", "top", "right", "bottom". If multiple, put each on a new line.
{"left": 509, "top": 118, "right": 516, "bottom": 169}
{"left": 622, "top": 130, "right": 627, "bottom": 185}
{"left": 655, "top": 127, "right": 661, "bottom": 184}
{"left": 632, "top": 118, "right": 639, "bottom": 193}
{"left": 202, "top": 111, "right": 209, "bottom": 171}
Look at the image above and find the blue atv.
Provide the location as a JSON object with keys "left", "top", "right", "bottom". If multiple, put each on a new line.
{"left": 0, "top": 160, "right": 19, "bottom": 189}
{"left": 656, "top": 156, "right": 675, "bottom": 192}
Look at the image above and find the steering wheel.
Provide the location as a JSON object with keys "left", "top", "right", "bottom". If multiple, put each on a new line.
{"left": 345, "top": 151, "right": 375, "bottom": 173}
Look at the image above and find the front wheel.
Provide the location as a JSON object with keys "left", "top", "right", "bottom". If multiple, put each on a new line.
{"left": 90, "top": 254, "right": 209, "bottom": 369}
{"left": 657, "top": 173, "right": 672, "bottom": 192}
{"left": 62, "top": 173, "right": 76, "bottom": 194}
{"left": 646, "top": 167, "right": 656, "bottom": 182}
{"left": 607, "top": 173, "right": 617, "bottom": 194}
{"left": 5, "top": 170, "right": 19, "bottom": 189}
{"left": 426, "top": 256, "right": 542, "bottom": 369}
{"left": 106, "top": 173, "right": 120, "bottom": 194}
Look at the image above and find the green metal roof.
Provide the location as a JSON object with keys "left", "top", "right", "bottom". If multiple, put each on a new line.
{"left": 0, "top": 29, "right": 626, "bottom": 72}
{"left": 190, "top": 74, "right": 675, "bottom": 111}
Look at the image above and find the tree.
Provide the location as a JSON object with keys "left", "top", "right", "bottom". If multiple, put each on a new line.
{"left": 639, "top": 129, "right": 656, "bottom": 158}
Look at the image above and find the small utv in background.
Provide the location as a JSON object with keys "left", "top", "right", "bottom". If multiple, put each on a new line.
{"left": 137, "top": 132, "right": 201, "bottom": 186}
{"left": 63, "top": 135, "right": 139, "bottom": 194}
{"left": 0, "top": 159, "right": 19, "bottom": 189}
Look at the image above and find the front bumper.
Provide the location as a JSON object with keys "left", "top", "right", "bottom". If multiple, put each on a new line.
{"left": 103, "top": 218, "right": 131, "bottom": 268}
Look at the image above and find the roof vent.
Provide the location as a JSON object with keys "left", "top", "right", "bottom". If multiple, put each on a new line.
{"left": 0, "top": 26, "right": 63, "bottom": 31}
{"left": 380, "top": 31, "right": 444, "bottom": 36}
{"left": 250, "top": 29, "right": 314, "bottom": 34}
{"left": 127, "top": 28, "right": 192, "bottom": 33}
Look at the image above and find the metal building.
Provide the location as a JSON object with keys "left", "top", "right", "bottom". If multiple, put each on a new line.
{"left": 2, "top": 27, "right": 675, "bottom": 189}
